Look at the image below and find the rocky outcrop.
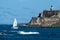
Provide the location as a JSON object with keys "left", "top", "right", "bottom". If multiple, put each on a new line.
{"left": 29, "top": 6, "right": 60, "bottom": 26}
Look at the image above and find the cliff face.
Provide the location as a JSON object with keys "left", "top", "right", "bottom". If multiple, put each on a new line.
{"left": 29, "top": 17, "right": 43, "bottom": 26}
{"left": 29, "top": 6, "right": 60, "bottom": 26}
{"left": 42, "top": 18, "right": 60, "bottom": 26}
{"left": 29, "top": 17, "right": 60, "bottom": 26}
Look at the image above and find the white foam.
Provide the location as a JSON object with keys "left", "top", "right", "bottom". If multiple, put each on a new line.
{"left": 3, "top": 33, "right": 7, "bottom": 35}
{"left": 0, "top": 33, "right": 3, "bottom": 35}
{"left": 18, "top": 31, "right": 40, "bottom": 35}
{"left": 0, "top": 33, "right": 7, "bottom": 35}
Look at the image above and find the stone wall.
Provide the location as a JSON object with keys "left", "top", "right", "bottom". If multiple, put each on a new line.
{"left": 42, "top": 18, "right": 60, "bottom": 26}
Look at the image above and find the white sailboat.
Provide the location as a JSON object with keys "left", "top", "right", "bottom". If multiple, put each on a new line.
{"left": 13, "top": 18, "right": 18, "bottom": 29}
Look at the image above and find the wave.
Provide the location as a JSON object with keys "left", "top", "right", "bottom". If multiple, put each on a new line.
{"left": 17, "top": 31, "right": 40, "bottom": 35}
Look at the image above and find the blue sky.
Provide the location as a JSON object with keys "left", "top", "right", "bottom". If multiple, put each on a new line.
{"left": 0, "top": 0, "right": 60, "bottom": 24}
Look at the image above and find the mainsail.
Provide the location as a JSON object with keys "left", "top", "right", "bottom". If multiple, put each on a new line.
{"left": 13, "top": 18, "right": 18, "bottom": 29}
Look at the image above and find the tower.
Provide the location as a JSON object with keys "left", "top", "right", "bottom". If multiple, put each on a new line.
{"left": 50, "top": 5, "right": 54, "bottom": 10}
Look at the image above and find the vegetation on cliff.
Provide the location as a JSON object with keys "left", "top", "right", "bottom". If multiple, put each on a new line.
{"left": 52, "top": 22, "right": 60, "bottom": 26}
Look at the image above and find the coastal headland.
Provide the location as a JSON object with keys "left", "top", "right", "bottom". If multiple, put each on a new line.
{"left": 23, "top": 5, "right": 60, "bottom": 27}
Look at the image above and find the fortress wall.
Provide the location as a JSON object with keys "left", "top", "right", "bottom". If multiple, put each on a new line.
{"left": 44, "top": 18, "right": 60, "bottom": 22}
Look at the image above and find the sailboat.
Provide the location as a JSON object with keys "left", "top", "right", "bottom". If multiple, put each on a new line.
{"left": 13, "top": 18, "right": 18, "bottom": 29}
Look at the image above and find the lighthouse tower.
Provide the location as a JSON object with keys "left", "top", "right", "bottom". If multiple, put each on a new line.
{"left": 50, "top": 5, "right": 54, "bottom": 10}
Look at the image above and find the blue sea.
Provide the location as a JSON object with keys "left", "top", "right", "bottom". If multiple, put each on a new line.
{"left": 0, "top": 24, "right": 60, "bottom": 40}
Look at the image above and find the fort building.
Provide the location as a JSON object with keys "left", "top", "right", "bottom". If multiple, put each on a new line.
{"left": 29, "top": 5, "right": 60, "bottom": 26}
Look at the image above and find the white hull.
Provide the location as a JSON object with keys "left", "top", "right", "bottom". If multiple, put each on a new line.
{"left": 12, "top": 27, "right": 18, "bottom": 29}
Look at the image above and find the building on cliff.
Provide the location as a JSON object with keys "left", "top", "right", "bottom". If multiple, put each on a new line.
{"left": 29, "top": 5, "right": 60, "bottom": 26}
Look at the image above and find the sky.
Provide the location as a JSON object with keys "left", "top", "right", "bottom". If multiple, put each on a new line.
{"left": 0, "top": 0, "right": 60, "bottom": 24}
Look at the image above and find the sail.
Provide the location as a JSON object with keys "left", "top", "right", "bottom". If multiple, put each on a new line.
{"left": 13, "top": 18, "right": 18, "bottom": 29}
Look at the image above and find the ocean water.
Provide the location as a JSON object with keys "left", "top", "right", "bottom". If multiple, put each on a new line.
{"left": 0, "top": 25, "right": 60, "bottom": 40}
